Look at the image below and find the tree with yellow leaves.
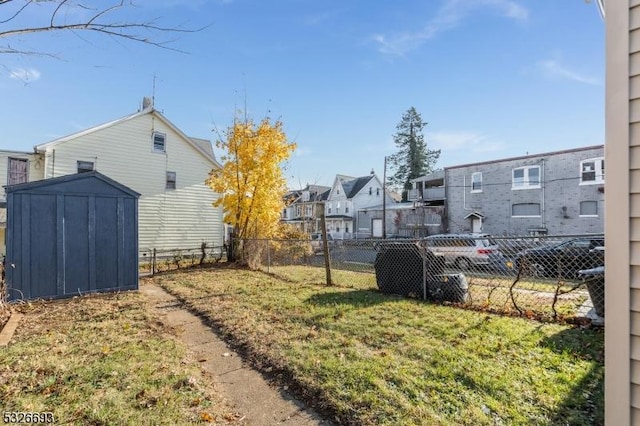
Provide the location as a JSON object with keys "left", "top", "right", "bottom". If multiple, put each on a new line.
{"left": 207, "top": 117, "right": 296, "bottom": 246}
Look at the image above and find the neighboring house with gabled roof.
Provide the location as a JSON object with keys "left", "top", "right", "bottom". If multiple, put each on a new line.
{"left": 281, "top": 184, "right": 330, "bottom": 234}
{"left": 325, "top": 171, "right": 395, "bottom": 239}
{"left": 0, "top": 100, "right": 224, "bottom": 254}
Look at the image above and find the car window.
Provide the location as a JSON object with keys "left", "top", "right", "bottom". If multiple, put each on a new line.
{"left": 565, "top": 240, "right": 591, "bottom": 249}
{"left": 480, "top": 239, "right": 495, "bottom": 247}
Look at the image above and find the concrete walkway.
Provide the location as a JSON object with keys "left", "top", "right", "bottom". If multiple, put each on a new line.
{"left": 140, "top": 283, "right": 330, "bottom": 426}
{"left": 0, "top": 312, "right": 23, "bottom": 346}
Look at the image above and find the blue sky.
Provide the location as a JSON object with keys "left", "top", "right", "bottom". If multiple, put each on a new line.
{"left": 2, "top": 0, "right": 604, "bottom": 188}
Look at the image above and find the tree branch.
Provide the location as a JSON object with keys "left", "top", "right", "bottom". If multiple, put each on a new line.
{"left": 0, "top": 0, "right": 31, "bottom": 24}
{"left": 0, "top": 0, "right": 207, "bottom": 55}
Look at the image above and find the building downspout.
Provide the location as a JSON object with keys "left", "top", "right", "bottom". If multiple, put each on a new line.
{"left": 541, "top": 159, "right": 546, "bottom": 230}
{"left": 382, "top": 157, "right": 387, "bottom": 239}
{"left": 462, "top": 175, "right": 473, "bottom": 212}
{"left": 462, "top": 174, "right": 475, "bottom": 231}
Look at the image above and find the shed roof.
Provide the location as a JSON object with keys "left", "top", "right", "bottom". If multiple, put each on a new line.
{"left": 4, "top": 171, "right": 140, "bottom": 198}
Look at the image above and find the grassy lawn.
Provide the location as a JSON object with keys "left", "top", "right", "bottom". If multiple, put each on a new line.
{"left": 153, "top": 266, "right": 604, "bottom": 426}
{"left": 0, "top": 292, "right": 237, "bottom": 425}
{"left": 267, "top": 264, "right": 589, "bottom": 320}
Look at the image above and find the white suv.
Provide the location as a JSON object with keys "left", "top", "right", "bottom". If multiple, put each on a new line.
{"left": 422, "top": 233, "right": 501, "bottom": 270}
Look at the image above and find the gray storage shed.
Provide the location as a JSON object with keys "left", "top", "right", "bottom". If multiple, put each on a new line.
{"left": 4, "top": 171, "right": 140, "bottom": 301}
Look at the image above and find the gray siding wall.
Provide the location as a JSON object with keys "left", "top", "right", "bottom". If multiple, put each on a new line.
{"left": 445, "top": 147, "right": 604, "bottom": 236}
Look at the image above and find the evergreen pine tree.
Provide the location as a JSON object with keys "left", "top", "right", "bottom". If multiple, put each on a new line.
{"left": 388, "top": 107, "right": 440, "bottom": 201}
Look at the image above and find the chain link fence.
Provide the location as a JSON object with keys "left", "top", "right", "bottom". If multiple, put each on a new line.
{"left": 138, "top": 243, "right": 227, "bottom": 276}
{"left": 234, "top": 234, "right": 605, "bottom": 322}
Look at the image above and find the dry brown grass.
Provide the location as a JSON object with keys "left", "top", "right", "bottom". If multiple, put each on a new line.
{"left": 0, "top": 291, "right": 239, "bottom": 425}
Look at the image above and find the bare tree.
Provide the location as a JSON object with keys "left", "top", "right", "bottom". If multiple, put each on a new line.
{"left": 0, "top": 0, "right": 201, "bottom": 56}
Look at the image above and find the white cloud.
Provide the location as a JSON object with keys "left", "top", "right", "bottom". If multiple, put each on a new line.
{"left": 293, "top": 146, "right": 313, "bottom": 157}
{"left": 372, "top": 0, "right": 528, "bottom": 56}
{"left": 536, "top": 59, "right": 600, "bottom": 86}
{"left": 9, "top": 68, "right": 41, "bottom": 82}
{"left": 429, "top": 131, "right": 505, "bottom": 153}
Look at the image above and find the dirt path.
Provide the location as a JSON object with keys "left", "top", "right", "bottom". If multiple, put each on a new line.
{"left": 140, "top": 283, "right": 330, "bottom": 426}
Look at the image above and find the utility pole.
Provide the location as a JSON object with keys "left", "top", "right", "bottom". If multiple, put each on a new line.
{"left": 382, "top": 156, "right": 387, "bottom": 239}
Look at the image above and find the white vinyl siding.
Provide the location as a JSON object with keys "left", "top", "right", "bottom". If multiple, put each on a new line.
{"left": 632, "top": 5, "right": 640, "bottom": 417}
{"left": 607, "top": 1, "right": 636, "bottom": 423}
{"left": 39, "top": 112, "right": 223, "bottom": 251}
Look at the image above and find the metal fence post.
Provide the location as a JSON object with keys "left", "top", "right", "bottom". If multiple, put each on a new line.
{"left": 321, "top": 213, "right": 332, "bottom": 286}
{"left": 267, "top": 239, "right": 271, "bottom": 273}
{"left": 152, "top": 248, "right": 156, "bottom": 275}
{"left": 423, "top": 255, "right": 427, "bottom": 301}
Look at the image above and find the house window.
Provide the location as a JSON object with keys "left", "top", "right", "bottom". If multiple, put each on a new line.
{"left": 580, "top": 158, "right": 604, "bottom": 184}
{"left": 153, "top": 132, "right": 166, "bottom": 152}
{"left": 7, "top": 158, "right": 28, "bottom": 185}
{"left": 376, "top": 188, "right": 380, "bottom": 196}
{"left": 345, "top": 225, "right": 349, "bottom": 233}
{"left": 580, "top": 201, "right": 598, "bottom": 217}
{"left": 512, "top": 166, "right": 540, "bottom": 189}
{"left": 166, "top": 171, "right": 176, "bottom": 190}
{"left": 369, "top": 187, "right": 372, "bottom": 195}
{"left": 345, "top": 205, "right": 349, "bottom": 213}
{"left": 471, "top": 172, "right": 482, "bottom": 192}
{"left": 512, "top": 203, "right": 541, "bottom": 217}
{"left": 77, "top": 161, "right": 94, "bottom": 173}
{"left": 328, "top": 203, "right": 332, "bottom": 214}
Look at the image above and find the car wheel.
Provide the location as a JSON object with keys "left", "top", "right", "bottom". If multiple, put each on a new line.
{"left": 455, "top": 257, "right": 472, "bottom": 271}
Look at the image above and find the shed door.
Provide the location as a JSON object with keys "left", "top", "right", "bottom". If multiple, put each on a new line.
{"left": 372, "top": 219, "right": 383, "bottom": 237}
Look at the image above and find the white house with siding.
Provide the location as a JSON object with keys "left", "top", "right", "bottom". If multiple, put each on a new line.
{"left": 1, "top": 102, "right": 224, "bottom": 254}
{"left": 324, "top": 172, "right": 395, "bottom": 239}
